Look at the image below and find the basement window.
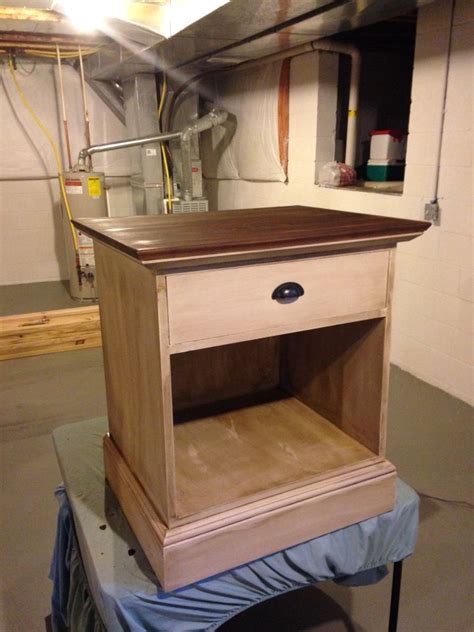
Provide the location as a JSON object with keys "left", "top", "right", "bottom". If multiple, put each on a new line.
{"left": 331, "top": 11, "right": 417, "bottom": 194}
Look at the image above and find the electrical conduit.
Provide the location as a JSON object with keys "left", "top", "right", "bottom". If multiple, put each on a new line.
{"left": 429, "top": 0, "right": 454, "bottom": 213}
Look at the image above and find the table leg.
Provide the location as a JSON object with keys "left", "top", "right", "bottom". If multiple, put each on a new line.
{"left": 388, "top": 560, "right": 403, "bottom": 632}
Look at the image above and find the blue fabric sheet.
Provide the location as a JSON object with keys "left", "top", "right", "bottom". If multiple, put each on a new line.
{"left": 50, "top": 418, "right": 419, "bottom": 632}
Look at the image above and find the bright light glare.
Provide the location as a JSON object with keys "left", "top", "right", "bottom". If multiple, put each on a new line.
{"left": 57, "top": 0, "right": 128, "bottom": 33}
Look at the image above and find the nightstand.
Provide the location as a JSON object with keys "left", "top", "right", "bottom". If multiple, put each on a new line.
{"left": 74, "top": 205, "right": 429, "bottom": 590}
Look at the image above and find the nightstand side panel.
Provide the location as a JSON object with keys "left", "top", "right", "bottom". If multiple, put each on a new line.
{"left": 94, "top": 242, "right": 175, "bottom": 523}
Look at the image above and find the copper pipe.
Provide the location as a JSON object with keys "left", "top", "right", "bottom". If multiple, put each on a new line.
{"left": 78, "top": 44, "right": 93, "bottom": 168}
{"left": 56, "top": 44, "right": 73, "bottom": 170}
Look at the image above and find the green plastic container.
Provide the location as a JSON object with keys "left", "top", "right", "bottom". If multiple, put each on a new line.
{"left": 366, "top": 164, "right": 405, "bottom": 182}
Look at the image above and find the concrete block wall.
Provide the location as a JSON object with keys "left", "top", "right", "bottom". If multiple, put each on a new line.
{"left": 0, "top": 63, "right": 132, "bottom": 286}
{"left": 205, "top": 0, "right": 473, "bottom": 404}
{"left": 392, "top": 0, "right": 473, "bottom": 405}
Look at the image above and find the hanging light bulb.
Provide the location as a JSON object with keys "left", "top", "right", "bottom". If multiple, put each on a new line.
{"left": 54, "top": 0, "right": 128, "bottom": 33}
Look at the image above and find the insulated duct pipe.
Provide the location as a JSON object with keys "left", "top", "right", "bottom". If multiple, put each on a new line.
{"left": 226, "top": 38, "right": 361, "bottom": 167}
{"left": 76, "top": 107, "right": 228, "bottom": 200}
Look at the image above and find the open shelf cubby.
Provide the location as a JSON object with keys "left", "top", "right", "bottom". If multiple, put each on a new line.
{"left": 171, "top": 317, "right": 387, "bottom": 519}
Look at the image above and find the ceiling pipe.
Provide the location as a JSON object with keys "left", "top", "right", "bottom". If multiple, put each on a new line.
{"left": 311, "top": 40, "right": 360, "bottom": 169}
{"left": 77, "top": 130, "right": 181, "bottom": 165}
{"left": 221, "top": 38, "right": 361, "bottom": 167}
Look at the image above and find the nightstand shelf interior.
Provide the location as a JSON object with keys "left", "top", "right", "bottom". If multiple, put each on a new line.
{"left": 174, "top": 392, "right": 376, "bottom": 517}
{"left": 171, "top": 317, "right": 387, "bottom": 519}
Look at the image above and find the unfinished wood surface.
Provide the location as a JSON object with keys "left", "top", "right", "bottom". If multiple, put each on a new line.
{"left": 168, "top": 308, "right": 388, "bottom": 354}
{"left": 171, "top": 338, "right": 280, "bottom": 411}
{"left": 377, "top": 249, "right": 397, "bottom": 457}
{"left": 103, "top": 434, "right": 166, "bottom": 579}
{"left": 283, "top": 319, "right": 388, "bottom": 455}
{"left": 95, "top": 241, "right": 175, "bottom": 523}
{"left": 278, "top": 58, "right": 290, "bottom": 175}
{"left": 173, "top": 392, "right": 376, "bottom": 518}
{"left": 165, "top": 467, "right": 396, "bottom": 590}
{"left": 0, "top": 306, "right": 101, "bottom": 360}
{"left": 167, "top": 250, "right": 389, "bottom": 347}
{"left": 104, "top": 430, "right": 395, "bottom": 590}
{"left": 73, "top": 206, "right": 430, "bottom": 265}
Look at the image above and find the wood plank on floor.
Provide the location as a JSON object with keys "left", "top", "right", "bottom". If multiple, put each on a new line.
{"left": 0, "top": 306, "right": 101, "bottom": 360}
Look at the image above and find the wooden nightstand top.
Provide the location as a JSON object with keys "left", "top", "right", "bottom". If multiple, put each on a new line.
{"left": 73, "top": 205, "right": 430, "bottom": 266}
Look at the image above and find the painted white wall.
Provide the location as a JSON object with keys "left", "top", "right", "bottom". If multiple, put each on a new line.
{"left": 0, "top": 62, "right": 133, "bottom": 285}
{"left": 204, "top": 0, "right": 473, "bottom": 404}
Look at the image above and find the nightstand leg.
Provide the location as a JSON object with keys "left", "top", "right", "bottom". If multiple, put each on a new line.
{"left": 388, "top": 560, "right": 403, "bottom": 632}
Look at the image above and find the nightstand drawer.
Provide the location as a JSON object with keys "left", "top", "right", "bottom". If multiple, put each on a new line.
{"left": 166, "top": 250, "right": 390, "bottom": 348}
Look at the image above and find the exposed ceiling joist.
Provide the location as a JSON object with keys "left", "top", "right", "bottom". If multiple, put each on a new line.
{"left": 0, "top": 6, "right": 61, "bottom": 22}
{"left": 0, "top": 0, "right": 436, "bottom": 82}
{"left": 0, "top": 31, "right": 107, "bottom": 48}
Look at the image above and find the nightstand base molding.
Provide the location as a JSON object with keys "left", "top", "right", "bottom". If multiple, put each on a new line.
{"left": 104, "top": 434, "right": 396, "bottom": 591}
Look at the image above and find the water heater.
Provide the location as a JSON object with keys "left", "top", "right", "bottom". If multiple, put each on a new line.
{"left": 62, "top": 170, "right": 107, "bottom": 300}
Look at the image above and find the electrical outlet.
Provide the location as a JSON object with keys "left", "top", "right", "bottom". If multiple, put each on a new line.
{"left": 424, "top": 202, "right": 440, "bottom": 225}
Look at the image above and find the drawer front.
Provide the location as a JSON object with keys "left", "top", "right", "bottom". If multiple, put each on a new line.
{"left": 166, "top": 250, "right": 389, "bottom": 347}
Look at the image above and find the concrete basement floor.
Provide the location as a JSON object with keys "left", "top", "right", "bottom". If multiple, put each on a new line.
{"left": 0, "top": 281, "right": 94, "bottom": 317}
{"left": 0, "top": 349, "right": 473, "bottom": 632}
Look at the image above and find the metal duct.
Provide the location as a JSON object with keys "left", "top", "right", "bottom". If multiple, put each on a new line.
{"left": 80, "top": 0, "right": 436, "bottom": 80}
{"left": 76, "top": 108, "right": 228, "bottom": 202}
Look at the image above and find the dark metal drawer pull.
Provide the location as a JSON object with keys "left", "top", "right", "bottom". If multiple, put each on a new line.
{"left": 271, "top": 282, "right": 305, "bottom": 301}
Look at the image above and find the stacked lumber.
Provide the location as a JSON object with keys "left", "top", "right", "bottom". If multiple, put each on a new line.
{"left": 0, "top": 306, "right": 101, "bottom": 360}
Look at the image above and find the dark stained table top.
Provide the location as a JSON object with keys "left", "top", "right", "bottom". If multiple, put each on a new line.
{"left": 73, "top": 206, "right": 430, "bottom": 264}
